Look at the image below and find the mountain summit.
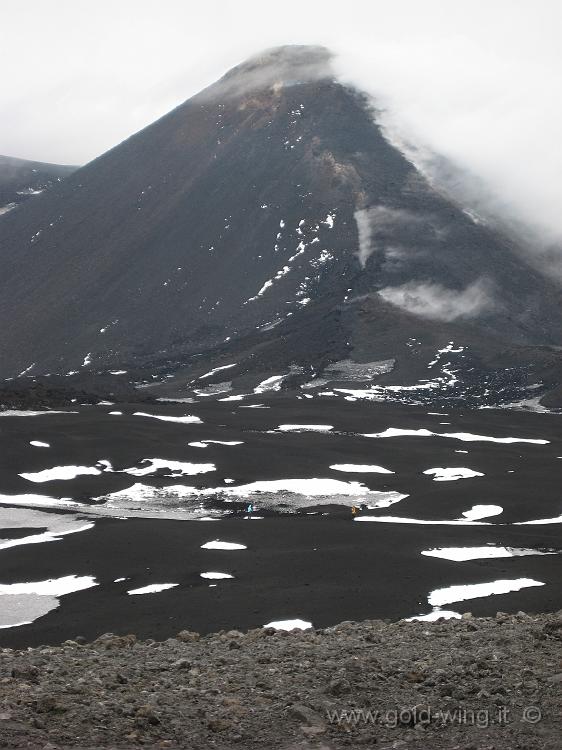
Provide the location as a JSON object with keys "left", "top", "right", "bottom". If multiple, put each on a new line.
{"left": 0, "top": 46, "right": 560, "bottom": 405}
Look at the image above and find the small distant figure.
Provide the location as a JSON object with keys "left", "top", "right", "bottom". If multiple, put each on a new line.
{"left": 247, "top": 502, "right": 253, "bottom": 513}
{"left": 351, "top": 505, "right": 358, "bottom": 516}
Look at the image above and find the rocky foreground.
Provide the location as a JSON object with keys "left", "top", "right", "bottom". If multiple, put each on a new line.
{"left": 0, "top": 613, "right": 561, "bottom": 749}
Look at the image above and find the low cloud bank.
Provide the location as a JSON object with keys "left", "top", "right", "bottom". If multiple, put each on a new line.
{"left": 378, "top": 279, "right": 494, "bottom": 322}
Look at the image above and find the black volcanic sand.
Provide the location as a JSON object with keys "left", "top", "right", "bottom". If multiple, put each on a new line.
{"left": 1, "top": 515, "right": 561, "bottom": 650}
{"left": 0, "top": 397, "right": 561, "bottom": 647}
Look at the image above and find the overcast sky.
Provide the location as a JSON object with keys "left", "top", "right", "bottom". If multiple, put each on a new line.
{"left": 1, "top": 0, "right": 561, "bottom": 243}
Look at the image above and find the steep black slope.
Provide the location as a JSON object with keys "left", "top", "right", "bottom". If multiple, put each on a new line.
{"left": 0, "top": 46, "right": 560, "bottom": 402}
{"left": 0, "top": 155, "right": 77, "bottom": 215}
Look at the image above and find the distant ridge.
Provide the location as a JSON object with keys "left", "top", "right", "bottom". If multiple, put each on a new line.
{"left": 0, "top": 154, "right": 77, "bottom": 215}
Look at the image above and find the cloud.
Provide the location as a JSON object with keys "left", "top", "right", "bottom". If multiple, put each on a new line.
{"left": 206, "top": 45, "right": 333, "bottom": 101}
{"left": 332, "top": 5, "right": 562, "bottom": 251}
{"left": 378, "top": 279, "right": 494, "bottom": 322}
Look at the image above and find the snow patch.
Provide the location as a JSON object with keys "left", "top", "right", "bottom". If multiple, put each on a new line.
{"left": 133, "top": 412, "right": 202, "bottom": 424}
{"left": 254, "top": 375, "right": 287, "bottom": 394}
{"left": 406, "top": 610, "right": 462, "bottom": 622}
{"left": 0, "top": 575, "right": 97, "bottom": 597}
{"left": 127, "top": 583, "right": 178, "bottom": 595}
{"left": 201, "top": 541, "right": 247, "bottom": 550}
{"left": 462, "top": 504, "right": 503, "bottom": 521}
{"left": 423, "top": 467, "right": 484, "bottom": 481}
{"left": 422, "top": 546, "right": 557, "bottom": 561}
{"left": 363, "top": 428, "right": 548, "bottom": 444}
{"left": 428, "top": 578, "right": 544, "bottom": 607}
{"left": 19, "top": 465, "right": 102, "bottom": 483}
{"left": 264, "top": 618, "right": 312, "bottom": 630}
{"left": 277, "top": 424, "right": 333, "bottom": 432}
{"left": 199, "top": 363, "right": 237, "bottom": 380}
{"left": 0, "top": 410, "right": 77, "bottom": 417}
{"left": 331, "top": 464, "right": 393, "bottom": 474}
{"left": 0, "top": 494, "right": 78, "bottom": 509}
{"left": 121, "top": 459, "right": 215, "bottom": 477}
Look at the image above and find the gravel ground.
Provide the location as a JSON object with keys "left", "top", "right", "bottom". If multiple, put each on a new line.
{"left": 0, "top": 612, "right": 561, "bottom": 749}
